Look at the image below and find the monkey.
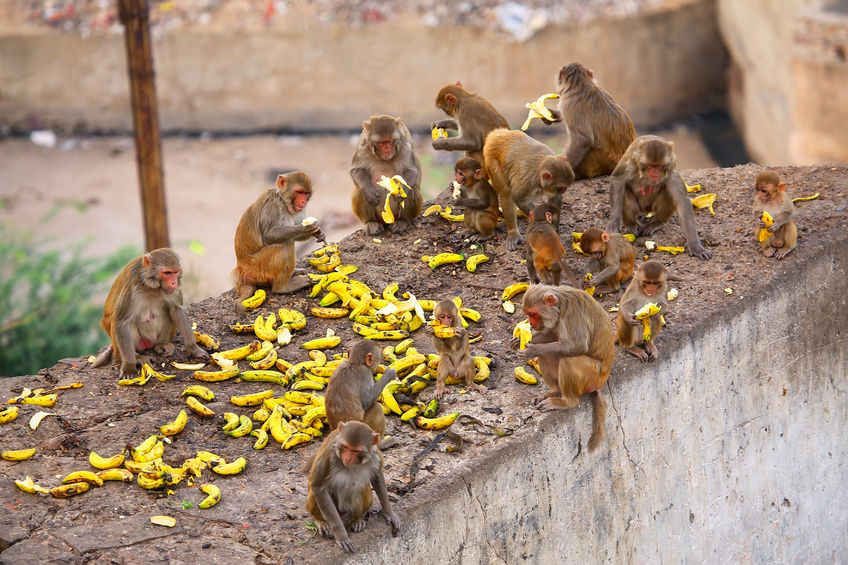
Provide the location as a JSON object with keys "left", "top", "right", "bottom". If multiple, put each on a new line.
{"left": 306, "top": 421, "right": 400, "bottom": 553}
{"left": 325, "top": 340, "right": 398, "bottom": 449}
{"left": 482, "top": 129, "right": 575, "bottom": 251}
{"left": 512, "top": 284, "right": 613, "bottom": 452}
{"left": 616, "top": 261, "right": 670, "bottom": 362}
{"left": 350, "top": 115, "right": 423, "bottom": 236}
{"left": 607, "top": 135, "right": 712, "bottom": 260}
{"left": 579, "top": 227, "right": 636, "bottom": 292}
{"left": 525, "top": 203, "right": 579, "bottom": 287}
{"left": 428, "top": 299, "right": 483, "bottom": 399}
{"left": 545, "top": 62, "right": 636, "bottom": 181}
{"left": 92, "top": 248, "right": 208, "bottom": 376}
{"left": 752, "top": 170, "right": 797, "bottom": 260}
{"left": 232, "top": 172, "right": 324, "bottom": 313}
{"left": 452, "top": 157, "right": 499, "bottom": 242}
{"left": 431, "top": 82, "right": 510, "bottom": 165}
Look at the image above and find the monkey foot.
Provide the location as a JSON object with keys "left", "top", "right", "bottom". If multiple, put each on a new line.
{"left": 625, "top": 345, "right": 650, "bottom": 361}
{"left": 467, "top": 383, "right": 486, "bottom": 393}
{"left": 365, "top": 222, "right": 386, "bottom": 236}
{"left": 389, "top": 220, "right": 411, "bottom": 234}
{"left": 643, "top": 341, "right": 659, "bottom": 361}
{"left": 434, "top": 385, "right": 449, "bottom": 399}
{"left": 315, "top": 521, "right": 333, "bottom": 538}
{"left": 537, "top": 396, "right": 578, "bottom": 411}
{"left": 775, "top": 247, "right": 794, "bottom": 260}
{"left": 154, "top": 343, "right": 175, "bottom": 356}
{"left": 532, "top": 391, "right": 559, "bottom": 405}
{"left": 506, "top": 233, "right": 525, "bottom": 252}
{"left": 763, "top": 246, "right": 776, "bottom": 258}
{"left": 273, "top": 275, "right": 311, "bottom": 294}
{"left": 350, "top": 518, "right": 366, "bottom": 533}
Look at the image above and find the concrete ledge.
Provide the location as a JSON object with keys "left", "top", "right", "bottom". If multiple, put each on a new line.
{"left": 306, "top": 238, "right": 848, "bottom": 563}
{"left": 0, "top": 0, "right": 725, "bottom": 133}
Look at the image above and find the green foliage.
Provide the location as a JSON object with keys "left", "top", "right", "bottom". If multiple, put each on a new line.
{"left": 0, "top": 224, "right": 138, "bottom": 377}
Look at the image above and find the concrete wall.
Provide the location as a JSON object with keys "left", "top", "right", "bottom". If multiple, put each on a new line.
{"left": 305, "top": 240, "right": 848, "bottom": 563}
{"left": 0, "top": 0, "right": 725, "bottom": 134}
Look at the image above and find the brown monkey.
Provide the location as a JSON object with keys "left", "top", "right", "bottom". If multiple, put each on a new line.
{"left": 513, "top": 285, "right": 613, "bottom": 452}
{"left": 92, "top": 248, "right": 208, "bottom": 376}
{"left": 325, "top": 340, "right": 398, "bottom": 448}
{"left": 232, "top": 172, "right": 324, "bottom": 312}
{"left": 607, "top": 135, "right": 712, "bottom": 260}
{"left": 428, "top": 300, "right": 482, "bottom": 398}
{"left": 306, "top": 421, "right": 400, "bottom": 553}
{"left": 453, "top": 157, "right": 499, "bottom": 242}
{"left": 350, "top": 115, "right": 423, "bottom": 236}
{"left": 525, "top": 203, "right": 579, "bottom": 287}
{"left": 483, "top": 129, "right": 575, "bottom": 251}
{"left": 546, "top": 63, "right": 636, "bottom": 180}
{"left": 616, "top": 261, "right": 670, "bottom": 362}
{"left": 752, "top": 171, "right": 796, "bottom": 260}
{"left": 580, "top": 227, "right": 636, "bottom": 292}
{"left": 431, "top": 82, "right": 510, "bottom": 165}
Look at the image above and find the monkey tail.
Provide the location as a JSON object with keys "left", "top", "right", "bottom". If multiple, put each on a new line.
{"left": 90, "top": 344, "right": 113, "bottom": 368}
{"left": 587, "top": 390, "right": 607, "bottom": 452}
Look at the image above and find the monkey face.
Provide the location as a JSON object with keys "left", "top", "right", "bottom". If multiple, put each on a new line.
{"left": 158, "top": 268, "right": 181, "bottom": 293}
{"left": 641, "top": 280, "right": 662, "bottom": 297}
{"left": 288, "top": 186, "right": 311, "bottom": 214}
{"left": 437, "top": 311, "right": 455, "bottom": 327}
{"left": 338, "top": 441, "right": 364, "bottom": 467}
{"left": 588, "top": 245, "right": 605, "bottom": 261}
{"left": 756, "top": 183, "right": 776, "bottom": 204}
{"left": 640, "top": 162, "right": 669, "bottom": 184}
{"left": 372, "top": 138, "right": 396, "bottom": 160}
{"left": 526, "top": 308, "right": 542, "bottom": 329}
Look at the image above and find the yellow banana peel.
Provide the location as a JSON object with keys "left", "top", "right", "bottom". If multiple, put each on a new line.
{"left": 690, "top": 192, "right": 717, "bottom": 215}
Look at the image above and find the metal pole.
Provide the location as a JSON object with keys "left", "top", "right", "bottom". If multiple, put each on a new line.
{"left": 118, "top": 0, "right": 169, "bottom": 251}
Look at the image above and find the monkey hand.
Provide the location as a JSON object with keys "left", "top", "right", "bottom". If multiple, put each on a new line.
{"left": 627, "top": 314, "right": 642, "bottom": 327}
{"left": 509, "top": 336, "right": 521, "bottom": 351}
{"left": 520, "top": 344, "right": 543, "bottom": 362}
{"left": 432, "top": 137, "right": 450, "bottom": 151}
{"left": 120, "top": 360, "right": 140, "bottom": 378}
{"left": 383, "top": 509, "right": 400, "bottom": 537}
{"left": 540, "top": 109, "right": 563, "bottom": 125}
{"left": 689, "top": 243, "right": 713, "bottom": 260}
{"left": 766, "top": 223, "right": 780, "bottom": 233}
{"left": 335, "top": 534, "right": 356, "bottom": 554}
{"left": 189, "top": 345, "right": 210, "bottom": 360}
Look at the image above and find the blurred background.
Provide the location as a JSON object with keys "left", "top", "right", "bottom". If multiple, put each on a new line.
{"left": 1, "top": 0, "right": 846, "bottom": 375}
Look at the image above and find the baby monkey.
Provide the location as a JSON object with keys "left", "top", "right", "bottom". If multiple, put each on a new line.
{"left": 616, "top": 261, "right": 670, "bottom": 362}
{"left": 580, "top": 227, "right": 636, "bottom": 292}
{"left": 525, "top": 202, "right": 578, "bottom": 287}
{"left": 752, "top": 171, "right": 796, "bottom": 260}
{"left": 429, "top": 299, "right": 483, "bottom": 398}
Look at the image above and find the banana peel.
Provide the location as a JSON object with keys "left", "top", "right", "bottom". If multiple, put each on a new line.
{"left": 431, "top": 126, "right": 449, "bottom": 140}
{"left": 690, "top": 192, "right": 717, "bottom": 215}
{"left": 634, "top": 302, "right": 661, "bottom": 342}
{"left": 792, "top": 193, "right": 819, "bottom": 203}
{"left": 758, "top": 211, "right": 774, "bottom": 242}
{"left": 521, "top": 92, "right": 559, "bottom": 131}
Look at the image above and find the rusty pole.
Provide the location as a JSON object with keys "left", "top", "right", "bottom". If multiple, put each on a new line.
{"left": 118, "top": 0, "right": 169, "bottom": 251}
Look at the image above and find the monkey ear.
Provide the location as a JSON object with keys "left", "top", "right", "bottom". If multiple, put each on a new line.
{"left": 454, "top": 81, "right": 463, "bottom": 87}
{"left": 541, "top": 171, "right": 553, "bottom": 182}
{"left": 777, "top": 182, "right": 787, "bottom": 192}
{"left": 667, "top": 141, "right": 676, "bottom": 152}
{"left": 544, "top": 293, "right": 557, "bottom": 306}
{"left": 474, "top": 168, "right": 484, "bottom": 180}
{"left": 275, "top": 174, "right": 287, "bottom": 190}
{"left": 371, "top": 432, "right": 379, "bottom": 446}
{"left": 142, "top": 253, "right": 153, "bottom": 269}
{"left": 445, "top": 93, "right": 457, "bottom": 106}
{"left": 601, "top": 231, "right": 610, "bottom": 242}
{"left": 362, "top": 120, "right": 370, "bottom": 131}
{"left": 337, "top": 422, "right": 345, "bottom": 432}
{"left": 364, "top": 352, "right": 374, "bottom": 367}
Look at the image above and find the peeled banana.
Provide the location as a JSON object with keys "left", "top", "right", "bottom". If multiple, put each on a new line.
{"left": 634, "top": 302, "right": 661, "bottom": 342}
{"left": 15, "top": 476, "right": 50, "bottom": 494}
{"left": 758, "top": 211, "right": 774, "bottom": 242}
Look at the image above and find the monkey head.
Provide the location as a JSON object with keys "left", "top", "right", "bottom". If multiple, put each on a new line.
{"left": 347, "top": 340, "right": 382, "bottom": 374}
{"left": 636, "top": 261, "right": 668, "bottom": 298}
{"left": 434, "top": 299, "right": 459, "bottom": 328}
{"left": 538, "top": 155, "right": 575, "bottom": 195}
{"left": 275, "top": 172, "right": 313, "bottom": 215}
{"left": 529, "top": 202, "right": 558, "bottom": 224}
{"left": 754, "top": 171, "right": 784, "bottom": 204}
{"left": 635, "top": 138, "right": 676, "bottom": 187}
{"left": 555, "top": 62, "right": 595, "bottom": 92}
{"left": 334, "top": 421, "right": 378, "bottom": 467}
{"left": 522, "top": 285, "right": 561, "bottom": 331}
{"left": 454, "top": 157, "right": 483, "bottom": 187}
{"left": 364, "top": 115, "right": 401, "bottom": 161}
{"left": 581, "top": 227, "right": 609, "bottom": 261}
{"left": 141, "top": 248, "right": 182, "bottom": 293}
{"left": 435, "top": 84, "right": 469, "bottom": 117}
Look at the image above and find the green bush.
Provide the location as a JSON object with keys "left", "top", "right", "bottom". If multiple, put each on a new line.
{"left": 0, "top": 224, "right": 138, "bottom": 377}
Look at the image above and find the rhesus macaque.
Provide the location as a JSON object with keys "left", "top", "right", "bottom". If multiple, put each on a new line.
{"left": 306, "top": 421, "right": 400, "bottom": 553}
{"left": 607, "top": 135, "right": 712, "bottom": 260}
{"left": 616, "top": 261, "right": 670, "bottom": 362}
{"left": 525, "top": 203, "right": 579, "bottom": 287}
{"left": 752, "top": 171, "right": 797, "bottom": 260}
{"left": 580, "top": 227, "right": 636, "bottom": 292}
{"left": 429, "top": 300, "right": 483, "bottom": 398}
{"left": 513, "top": 285, "right": 613, "bottom": 452}
{"left": 431, "top": 82, "right": 510, "bottom": 165}
{"left": 92, "top": 248, "right": 208, "bottom": 376}
{"left": 232, "top": 172, "right": 324, "bottom": 312}
{"left": 453, "top": 157, "right": 499, "bottom": 242}
{"left": 325, "top": 341, "right": 398, "bottom": 449}
{"left": 483, "top": 129, "right": 575, "bottom": 251}
{"left": 545, "top": 62, "right": 636, "bottom": 180}
{"left": 350, "top": 115, "right": 423, "bottom": 236}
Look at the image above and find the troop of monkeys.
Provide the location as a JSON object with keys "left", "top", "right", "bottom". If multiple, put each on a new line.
{"left": 90, "top": 62, "right": 798, "bottom": 553}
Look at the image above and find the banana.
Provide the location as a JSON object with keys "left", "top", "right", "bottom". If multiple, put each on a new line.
{"left": 315, "top": 254, "right": 342, "bottom": 273}
{"left": 430, "top": 323, "right": 458, "bottom": 339}
{"left": 181, "top": 385, "right": 215, "bottom": 402}
{"left": 584, "top": 272, "right": 596, "bottom": 296}
{"left": 62, "top": 470, "right": 104, "bottom": 487}
{"left": 118, "top": 373, "right": 150, "bottom": 386}
{"left": 142, "top": 363, "right": 176, "bottom": 382}
{"left": 502, "top": 282, "right": 530, "bottom": 302}
{"left": 212, "top": 456, "right": 247, "bottom": 475}
{"left": 365, "top": 329, "right": 410, "bottom": 341}
{"left": 465, "top": 254, "right": 490, "bottom": 272}
{"left": 759, "top": 211, "right": 774, "bottom": 242}
{"left": 241, "top": 288, "right": 266, "bottom": 310}
{"left": 193, "top": 366, "right": 239, "bottom": 382}
{"left": 172, "top": 361, "right": 207, "bottom": 370}
{"left": 473, "top": 357, "right": 491, "bottom": 382}
{"left": 414, "top": 412, "right": 459, "bottom": 430}
{"left": 431, "top": 126, "right": 449, "bottom": 140}
{"left": 276, "top": 326, "right": 293, "bottom": 345}
{"left": 302, "top": 336, "right": 342, "bottom": 350}
{"left": 50, "top": 482, "right": 90, "bottom": 497}
{"left": 15, "top": 476, "right": 50, "bottom": 495}
{"left": 227, "top": 415, "right": 253, "bottom": 437}
{"left": 690, "top": 192, "right": 717, "bottom": 215}
{"left": 195, "top": 450, "right": 225, "bottom": 465}
{"left": 2, "top": 448, "right": 36, "bottom": 461}
{"left": 634, "top": 302, "right": 662, "bottom": 342}
{"left": 279, "top": 307, "right": 307, "bottom": 330}
{"left": 423, "top": 399, "right": 438, "bottom": 419}
{"left": 124, "top": 457, "right": 159, "bottom": 474}
{"left": 228, "top": 323, "right": 255, "bottom": 333}
{"left": 283, "top": 432, "right": 313, "bottom": 450}
{"left": 327, "top": 282, "right": 353, "bottom": 307}
{"left": 313, "top": 243, "right": 339, "bottom": 257}
{"left": 792, "top": 193, "right": 819, "bottom": 203}
{"left": 389, "top": 353, "right": 427, "bottom": 375}
{"left": 513, "top": 320, "right": 533, "bottom": 350}
{"left": 193, "top": 331, "right": 220, "bottom": 350}
{"left": 301, "top": 405, "right": 326, "bottom": 427}
{"left": 428, "top": 253, "right": 464, "bottom": 270}
{"left": 400, "top": 405, "right": 421, "bottom": 422}
{"left": 132, "top": 440, "right": 164, "bottom": 463}
{"left": 251, "top": 429, "right": 269, "bottom": 450}
{"left": 460, "top": 307, "right": 481, "bottom": 323}
{"left": 284, "top": 390, "right": 322, "bottom": 405}
{"left": 241, "top": 369, "right": 289, "bottom": 386}
{"left": 667, "top": 288, "right": 679, "bottom": 301}
{"left": 249, "top": 348, "right": 278, "bottom": 370}
{"left": 253, "top": 407, "right": 270, "bottom": 422}
{"left": 246, "top": 340, "right": 274, "bottom": 362}
{"left": 217, "top": 341, "right": 262, "bottom": 360}
{"left": 221, "top": 412, "right": 241, "bottom": 432}
{"left": 136, "top": 474, "right": 165, "bottom": 490}
{"left": 309, "top": 306, "right": 349, "bottom": 319}
{"left": 97, "top": 468, "right": 134, "bottom": 482}
{"left": 150, "top": 515, "right": 177, "bottom": 527}
{"left": 291, "top": 379, "right": 325, "bottom": 391}
{"left": 211, "top": 352, "right": 237, "bottom": 368}
{"left": 198, "top": 483, "right": 221, "bottom": 508}
{"left": 502, "top": 300, "right": 516, "bottom": 314}
{"left": 393, "top": 338, "right": 414, "bottom": 355}
{"left": 186, "top": 396, "right": 215, "bottom": 418}
{"left": 379, "top": 381, "right": 404, "bottom": 415}
{"left": 439, "top": 208, "right": 464, "bottom": 222}
{"left": 0, "top": 405, "right": 19, "bottom": 424}
{"left": 514, "top": 366, "right": 539, "bottom": 385}
{"left": 422, "top": 203, "right": 442, "bottom": 216}
{"left": 160, "top": 409, "right": 188, "bottom": 436}
{"left": 254, "top": 316, "right": 278, "bottom": 342}
{"left": 133, "top": 434, "right": 158, "bottom": 454}
{"left": 521, "top": 92, "right": 559, "bottom": 131}
{"left": 231, "top": 390, "right": 275, "bottom": 407}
